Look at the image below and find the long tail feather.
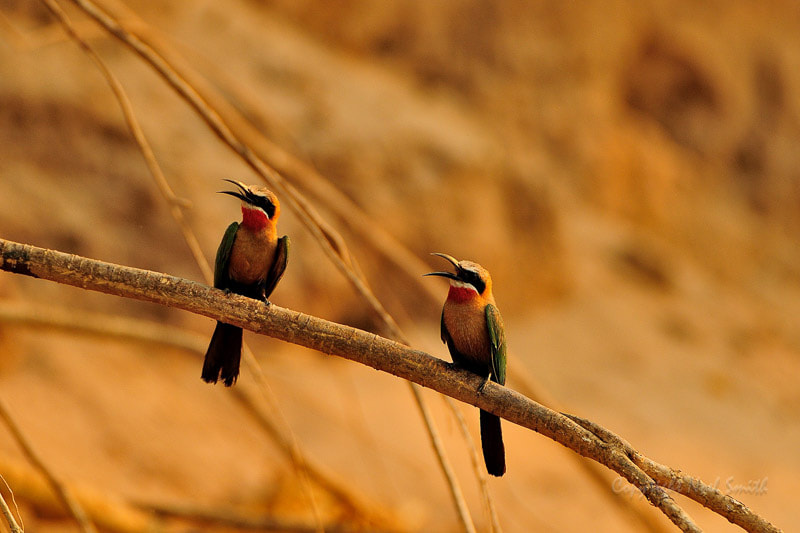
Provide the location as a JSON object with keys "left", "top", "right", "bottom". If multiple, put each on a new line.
{"left": 201, "top": 321, "right": 243, "bottom": 386}
{"left": 480, "top": 409, "right": 506, "bottom": 476}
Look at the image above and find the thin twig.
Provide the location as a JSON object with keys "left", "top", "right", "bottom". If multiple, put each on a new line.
{"left": 237, "top": 347, "right": 323, "bottom": 533}
{"left": 410, "top": 386, "right": 475, "bottom": 533}
{"left": 0, "top": 455, "right": 155, "bottom": 533}
{"left": 1, "top": 239, "right": 783, "bottom": 533}
{"left": 227, "top": 382, "right": 396, "bottom": 529}
{"left": 444, "top": 397, "right": 502, "bottom": 533}
{"left": 39, "top": 0, "right": 209, "bottom": 283}
{"left": 0, "top": 478, "right": 23, "bottom": 533}
{"left": 0, "top": 396, "right": 98, "bottom": 533}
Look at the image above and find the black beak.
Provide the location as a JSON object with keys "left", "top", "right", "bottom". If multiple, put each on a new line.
{"left": 424, "top": 271, "right": 459, "bottom": 281}
{"left": 424, "top": 252, "right": 461, "bottom": 280}
{"left": 218, "top": 179, "right": 249, "bottom": 203}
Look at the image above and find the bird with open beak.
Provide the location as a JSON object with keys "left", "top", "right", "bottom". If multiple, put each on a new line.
{"left": 202, "top": 179, "right": 289, "bottom": 386}
{"left": 426, "top": 252, "right": 507, "bottom": 476}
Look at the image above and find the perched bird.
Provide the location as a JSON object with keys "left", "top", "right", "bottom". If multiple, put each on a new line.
{"left": 426, "top": 253, "right": 507, "bottom": 476}
{"left": 202, "top": 180, "right": 289, "bottom": 386}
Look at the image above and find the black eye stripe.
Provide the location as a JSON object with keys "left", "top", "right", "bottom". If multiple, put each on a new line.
{"left": 458, "top": 269, "right": 485, "bottom": 294}
{"left": 248, "top": 194, "right": 275, "bottom": 218}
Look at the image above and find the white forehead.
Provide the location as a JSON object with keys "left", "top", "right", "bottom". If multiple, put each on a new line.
{"left": 458, "top": 261, "right": 483, "bottom": 275}
{"left": 247, "top": 188, "right": 270, "bottom": 198}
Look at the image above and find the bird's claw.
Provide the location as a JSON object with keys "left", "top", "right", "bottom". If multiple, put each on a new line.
{"left": 477, "top": 373, "right": 491, "bottom": 394}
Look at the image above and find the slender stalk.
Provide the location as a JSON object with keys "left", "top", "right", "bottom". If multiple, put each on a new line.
{"left": 0, "top": 481, "right": 23, "bottom": 533}
{"left": 444, "top": 397, "right": 502, "bottom": 533}
{"left": 410, "top": 385, "right": 475, "bottom": 533}
{"left": 0, "top": 396, "right": 97, "bottom": 533}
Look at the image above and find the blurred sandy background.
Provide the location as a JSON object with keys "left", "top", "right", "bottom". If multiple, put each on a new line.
{"left": 1, "top": 0, "right": 799, "bottom": 531}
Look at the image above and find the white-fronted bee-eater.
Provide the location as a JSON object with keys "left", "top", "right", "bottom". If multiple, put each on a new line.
{"left": 426, "top": 252, "right": 507, "bottom": 476}
{"left": 202, "top": 180, "right": 289, "bottom": 386}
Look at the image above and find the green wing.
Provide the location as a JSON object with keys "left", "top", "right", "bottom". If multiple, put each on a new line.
{"left": 213, "top": 222, "right": 239, "bottom": 289}
{"left": 485, "top": 304, "right": 507, "bottom": 386}
{"left": 263, "top": 235, "right": 289, "bottom": 298}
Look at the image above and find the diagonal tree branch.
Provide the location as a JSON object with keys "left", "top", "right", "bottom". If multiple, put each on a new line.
{"left": 0, "top": 238, "right": 783, "bottom": 533}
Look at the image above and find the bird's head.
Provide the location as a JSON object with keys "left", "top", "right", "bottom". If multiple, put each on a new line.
{"left": 219, "top": 179, "right": 280, "bottom": 229}
{"left": 424, "top": 252, "right": 493, "bottom": 301}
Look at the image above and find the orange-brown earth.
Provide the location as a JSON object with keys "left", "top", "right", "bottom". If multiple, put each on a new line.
{"left": 1, "top": 1, "right": 799, "bottom": 531}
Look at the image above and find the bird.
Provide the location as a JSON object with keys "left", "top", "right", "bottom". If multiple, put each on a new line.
{"left": 201, "top": 179, "right": 289, "bottom": 386}
{"left": 425, "top": 252, "right": 507, "bottom": 476}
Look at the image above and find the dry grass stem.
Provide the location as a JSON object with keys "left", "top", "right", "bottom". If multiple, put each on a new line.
{"left": 444, "top": 397, "right": 502, "bottom": 533}
{"left": 39, "top": 0, "right": 210, "bottom": 283}
{"left": 410, "top": 385, "right": 476, "bottom": 533}
{"left": 0, "top": 397, "right": 97, "bottom": 533}
{"left": 0, "top": 456, "right": 155, "bottom": 533}
{"left": 0, "top": 479, "right": 23, "bottom": 533}
{"left": 0, "top": 238, "right": 784, "bottom": 533}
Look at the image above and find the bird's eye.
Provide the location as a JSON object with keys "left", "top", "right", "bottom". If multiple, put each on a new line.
{"left": 254, "top": 196, "right": 275, "bottom": 218}
{"left": 459, "top": 269, "right": 485, "bottom": 294}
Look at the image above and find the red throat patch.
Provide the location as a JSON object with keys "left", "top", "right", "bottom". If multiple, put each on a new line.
{"left": 241, "top": 205, "right": 269, "bottom": 230}
{"left": 447, "top": 284, "right": 478, "bottom": 303}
